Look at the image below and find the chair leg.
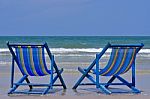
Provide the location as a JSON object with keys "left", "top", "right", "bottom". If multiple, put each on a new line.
{"left": 53, "top": 68, "right": 63, "bottom": 84}
{"left": 105, "top": 76, "right": 116, "bottom": 88}
{"left": 43, "top": 87, "right": 51, "bottom": 95}
{"left": 98, "top": 85, "right": 111, "bottom": 94}
{"left": 54, "top": 65, "right": 67, "bottom": 89}
{"left": 130, "top": 86, "right": 141, "bottom": 93}
{"left": 25, "top": 78, "right": 33, "bottom": 90}
{"left": 132, "top": 63, "right": 135, "bottom": 87}
{"left": 8, "top": 75, "right": 28, "bottom": 94}
{"left": 8, "top": 69, "right": 63, "bottom": 95}
{"left": 116, "top": 76, "right": 141, "bottom": 93}
{"left": 11, "top": 58, "right": 15, "bottom": 88}
{"left": 43, "top": 68, "right": 64, "bottom": 95}
{"left": 78, "top": 67, "right": 96, "bottom": 84}
{"left": 73, "top": 57, "right": 97, "bottom": 89}
{"left": 72, "top": 66, "right": 95, "bottom": 89}
{"left": 74, "top": 67, "right": 111, "bottom": 94}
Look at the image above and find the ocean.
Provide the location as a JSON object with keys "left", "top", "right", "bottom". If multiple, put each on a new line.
{"left": 0, "top": 36, "right": 150, "bottom": 48}
{"left": 0, "top": 36, "right": 150, "bottom": 73}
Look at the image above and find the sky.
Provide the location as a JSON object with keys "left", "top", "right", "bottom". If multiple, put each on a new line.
{"left": 0, "top": 0, "right": 150, "bottom": 36}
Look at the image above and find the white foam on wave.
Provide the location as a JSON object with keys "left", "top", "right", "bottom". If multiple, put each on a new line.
{"left": 0, "top": 48, "right": 105, "bottom": 53}
{"left": 0, "top": 48, "right": 9, "bottom": 52}
{"left": 50, "top": 48, "right": 113, "bottom": 53}
{"left": 139, "top": 49, "right": 150, "bottom": 53}
{"left": 51, "top": 48, "right": 150, "bottom": 54}
{"left": 51, "top": 48, "right": 104, "bottom": 53}
{"left": 49, "top": 48, "right": 150, "bottom": 54}
{"left": 0, "top": 48, "right": 150, "bottom": 54}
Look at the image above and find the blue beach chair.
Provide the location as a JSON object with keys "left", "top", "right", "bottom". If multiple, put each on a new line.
{"left": 7, "top": 42, "right": 66, "bottom": 95}
{"left": 73, "top": 43, "right": 144, "bottom": 94}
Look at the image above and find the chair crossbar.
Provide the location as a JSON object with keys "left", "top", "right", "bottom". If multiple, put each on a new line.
{"left": 79, "top": 83, "right": 133, "bottom": 86}
{"left": 8, "top": 43, "right": 45, "bottom": 47}
{"left": 110, "top": 44, "right": 144, "bottom": 48}
{"left": 14, "top": 83, "right": 62, "bottom": 86}
{"left": 78, "top": 67, "right": 96, "bottom": 84}
{"left": 79, "top": 83, "right": 95, "bottom": 86}
{"left": 10, "top": 91, "right": 51, "bottom": 95}
{"left": 14, "top": 83, "right": 51, "bottom": 86}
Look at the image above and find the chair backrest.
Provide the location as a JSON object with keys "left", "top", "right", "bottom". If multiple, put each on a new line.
{"left": 100, "top": 44, "right": 144, "bottom": 76}
{"left": 7, "top": 43, "right": 52, "bottom": 76}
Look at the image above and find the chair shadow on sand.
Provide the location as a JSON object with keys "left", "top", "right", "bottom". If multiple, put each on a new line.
{"left": 73, "top": 87, "right": 144, "bottom": 95}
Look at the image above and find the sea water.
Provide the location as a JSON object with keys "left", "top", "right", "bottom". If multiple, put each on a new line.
{"left": 0, "top": 36, "right": 150, "bottom": 73}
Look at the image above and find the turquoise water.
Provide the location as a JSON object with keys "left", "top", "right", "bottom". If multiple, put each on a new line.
{"left": 0, "top": 36, "right": 150, "bottom": 72}
{"left": 0, "top": 36, "right": 149, "bottom": 48}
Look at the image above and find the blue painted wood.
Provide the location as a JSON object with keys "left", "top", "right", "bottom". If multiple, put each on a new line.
{"left": 79, "top": 83, "right": 95, "bottom": 85}
{"left": 110, "top": 43, "right": 144, "bottom": 48}
{"left": 132, "top": 63, "right": 135, "bottom": 87}
{"left": 53, "top": 68, "right": 63, "bottom": 84}
{"left": 96, "top": 54, "right": 100, "bottom": 88}
{"left": 98, "top": 85, "right": 111, "bottom": 94}
{"left": 72, "top": 43, "right": 110, "bottom": 89}
{"left": 44, "top": 42, "right": 67, "bottom": 89}
{"left": 79, "top": 83, "right": 133, "bottom": 86}
{"left": 13, "top": 83, "right": 62, "bottom": 86}
{"left": 8, "top": 75, "right": 28, "bottom": 94}
{"left": 116, "top": 75, "right": 141, "bottom": 93}
{"left": 78, "top": 67, "right": 96, "bottom": 84}
{"left": 7, "top": 42, "right": 25, "bottom": 75}
{"left": 105, "top": 76, "right": 116, "bottom": 88}
{"left": 7, "top": 42, "right": 66, "bottom": 95}
{"left": 130, "top": 86, "right": 141, "bottom": 93}
{"left": 13, "top": 83, "right": 50, "bottom": 86}
{"left": 43, "top": 88, "right": 51, "bottom": 94}
{"left": 73, "top": 42, "right": 143, "bottom": 94}
{"left": 50, "top": 55, "right": 54, "bottom": 89}
{"left": 7, "top": 42, "right": 33, "bottom": 90}
{"left": 8, "top": 42, "right": 45, "bottom": 46}
{"left": 11, "top": 58, "right": 14, "bottom": 88}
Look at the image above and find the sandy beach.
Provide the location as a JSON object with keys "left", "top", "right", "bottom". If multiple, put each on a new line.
{"left": 0, "top": 63, "right": 150, "bottom": 99}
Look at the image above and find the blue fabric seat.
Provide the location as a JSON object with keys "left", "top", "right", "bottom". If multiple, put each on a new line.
{"left": 73, "top": 43, "right": 144, "bottom": 94}
{"left": 7, "top": 42, "right": 66, "bottom": 95}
